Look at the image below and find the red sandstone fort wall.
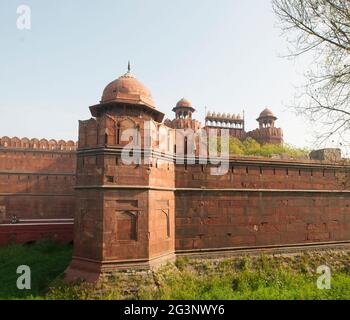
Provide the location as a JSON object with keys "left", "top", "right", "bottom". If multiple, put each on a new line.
{"left": 247, "top": 127, "right": 283, "bottom": 145}
{"left": 0, "top": 137, "right": 76, "bottom": 245}
{"left": 1, "top": 131, "right": 350, "bottom": 260}
{"left": 175, "top": 191, "right": 350, "bottom": 251}
{"left": 175, "top": 159, "right": 350, "bottom": 252}
{"left": 175, "top": 160, "right": 349, "bottom": 190}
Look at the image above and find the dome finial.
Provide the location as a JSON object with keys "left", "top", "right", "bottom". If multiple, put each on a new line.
{"left": 128, "top": 61, "right": 131, "bottom": 73}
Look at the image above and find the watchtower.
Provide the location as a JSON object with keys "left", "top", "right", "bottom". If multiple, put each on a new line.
{"left": 65, "top": 65, "right": 175, "bottom": 281}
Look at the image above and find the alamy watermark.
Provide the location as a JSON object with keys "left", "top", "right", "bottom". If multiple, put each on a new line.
{"left": 16, "top": 5, "right": 31, "bottom": 30}
{"left": 16, "top": 265, "right": 31, "bottom": 290}
{"left": 316, "top": 265, "right": 331, "bottom": 290}
{"left": 119, "top": 122, "right": 230, "bottom": 176}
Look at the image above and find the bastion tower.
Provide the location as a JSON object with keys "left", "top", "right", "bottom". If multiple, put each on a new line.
{"left": 247, "top": 108, "right": 283, "bottom": 144}
{"left": 165, "top": 98, "right": 201, "bottom": 130}
{"left": 65, "top": 65, "right": 176, "bottom": 281}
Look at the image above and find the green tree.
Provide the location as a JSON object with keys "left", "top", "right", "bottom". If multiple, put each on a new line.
{"left": 242, "top": 138, "right": 262, "bottom": 155}
{"left": 229, "top": 137, "right": 244, "bottom": 155}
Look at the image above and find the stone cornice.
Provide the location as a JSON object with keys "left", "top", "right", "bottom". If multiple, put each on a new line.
{"left": 0, "top": 147, "right": 75, "bottom": 155}
{"left": 0, "top": 171, "right": 75, "bottom": 176}
{"left": 76, "top": 146, "right": 350, "bottom": 169}
{"left": 0, "top": 193, "right": 75, "bottom": 197}
{"left": 75, "top": 185, "right": 350, "bottom": 193}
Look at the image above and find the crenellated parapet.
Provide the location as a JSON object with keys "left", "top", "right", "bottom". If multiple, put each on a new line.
{"left": 0, "top": 136, "right": 77, "bottom": 151}
{"left": 205, "top": 111, "right": 244, "bottom": 129}
{"left": 247, "top": 127, "right": 283, "bottom": 145}
{"left": 165, "top": 117, "right": 201, "bottom": 131}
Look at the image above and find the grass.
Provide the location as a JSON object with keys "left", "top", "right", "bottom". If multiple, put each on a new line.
{"left": 1, "top": 241, "right": 350, "bottom": 300}
{"left": 0, "top": 241, "right": 72, "bottom": 299}
{"left": 138, "top": 257, "right": 350, "bottom": 300}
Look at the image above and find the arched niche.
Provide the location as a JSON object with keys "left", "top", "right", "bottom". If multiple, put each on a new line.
{"left": 116, "top": 210, "right": 138, "bottom": 241}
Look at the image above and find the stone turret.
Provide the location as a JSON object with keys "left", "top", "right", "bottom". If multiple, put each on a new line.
{"left": 65, "top": 65, "right": 175, "bottom": 281}
{"left": 257, "top": 108, "right": 277, "bottom": 129}
{"left": 247, "top": 108, "right": 283, "bottom": 145}
{"left": 165, "top": 98, "right": 201, "bottom": 131}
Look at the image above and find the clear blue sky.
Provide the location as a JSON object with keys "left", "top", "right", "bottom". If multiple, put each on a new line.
{"left": 0, "top": 0, "right": 316, "bottom": 148}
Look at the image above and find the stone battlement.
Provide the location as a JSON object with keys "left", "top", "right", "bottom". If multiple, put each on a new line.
{"left": 247, "top": 127, "right": 284, "bottom": 145}
{"left": 0, "top": 136, "right": 77, "bottom": 151}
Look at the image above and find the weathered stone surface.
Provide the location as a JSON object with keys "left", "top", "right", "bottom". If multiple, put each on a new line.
{"left": 310, "top": 148, "right": 342, "bottom": 162}
{"left": 1, "top": 69, "right": 350, "bottom": 281}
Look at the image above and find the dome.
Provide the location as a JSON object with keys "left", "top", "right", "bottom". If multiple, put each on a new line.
{"left": 172, "top": 97, "right": 196, "bottom": 113}
{"left": 259, "top": 108, "right": 276, "bottom": 118}
{"left": 101, "top": 70, "right": 155, "bottom": 108}
{"left": 176, "top": 98, "right": 192, "bottom": 108}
